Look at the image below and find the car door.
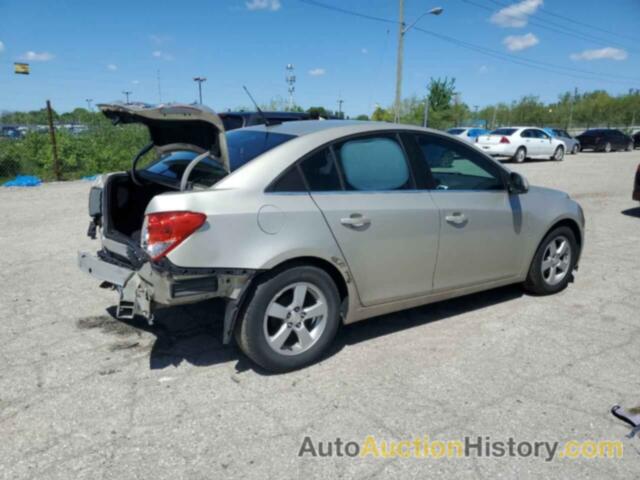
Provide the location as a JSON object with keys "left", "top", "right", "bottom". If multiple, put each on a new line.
{"left": 534, "top": 129, "right": 554, "bottom": 156}
{"left": 301, "top": 134, "right": 440, "bottom": 306}
{"left": 520, "top": 129, "right": 540, "bottom": 156}
{"left": 410, "top": 133, "right": 525, "bottom": 291}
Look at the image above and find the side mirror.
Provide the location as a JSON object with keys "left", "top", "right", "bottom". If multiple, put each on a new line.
{"left": 508, "top": 171, "right": 529, "bottom": 194}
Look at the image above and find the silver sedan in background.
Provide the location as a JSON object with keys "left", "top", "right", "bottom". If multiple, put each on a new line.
{"left": 79, "top": 104, "right": 584, "bottom": 372}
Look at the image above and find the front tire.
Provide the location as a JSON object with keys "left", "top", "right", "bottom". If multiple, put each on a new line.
{"left": 603, "top": 142, "right": 612, "bottom": 153}
{"left": 524, "top": 226, "right": 578, "bottom": 295}
{"left": 235, "top": 265, "right": 340, "bottom": 372}
{"left": 626, "top": 142, "right": 634, "bottom": 152}
{"left": 571, "top": 144, "right": 579, "bottom": 154}
{"left": 512, "top": 147, "right": 526, "bottom": 163}
{"left": 552, "top": 146, "right": 565, "bottom": 161}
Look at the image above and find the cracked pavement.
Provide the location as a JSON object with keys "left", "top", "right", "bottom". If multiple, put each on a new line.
{"left": 1, "top": 150, "right": 639, "bottom": 479}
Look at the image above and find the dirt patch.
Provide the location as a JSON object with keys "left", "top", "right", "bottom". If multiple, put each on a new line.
{"left": 77, "top": 315, "right": 142, "bottom": 337}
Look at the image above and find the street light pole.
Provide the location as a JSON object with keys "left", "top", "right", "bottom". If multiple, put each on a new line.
{"left": 394, "top": 4, "right": 443, "bottom": 123}
{"left": 423, "top": 91, "right": 429, "bottom": 128}
{"left": 85, "top": 98, "right": 93, "bottom": 111}
{"left": 122, "top": 91, "right": 132, "bottom": 104}
{"left": 193, "top": 77, "right": 207, "bottom": 105}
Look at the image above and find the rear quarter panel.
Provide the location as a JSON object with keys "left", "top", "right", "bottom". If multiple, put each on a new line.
{"left": 146, "top": 189, "right": 348, "bottom": 272}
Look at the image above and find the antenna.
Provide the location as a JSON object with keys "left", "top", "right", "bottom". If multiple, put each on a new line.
{"left": 242, "top": 85, "right": 277, "bottom": 127}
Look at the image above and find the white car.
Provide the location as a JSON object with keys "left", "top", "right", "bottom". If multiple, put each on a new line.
{"left": 476, "top": 127, "right": 566, "bottom": 163}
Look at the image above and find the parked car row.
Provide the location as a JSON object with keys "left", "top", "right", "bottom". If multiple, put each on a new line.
{"left": 470, "top": 126, "right": 635, "bottom": 163}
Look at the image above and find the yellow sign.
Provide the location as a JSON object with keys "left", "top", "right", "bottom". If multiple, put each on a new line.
{"left": 14, "top": 63, "right": 30, "bottom": 75}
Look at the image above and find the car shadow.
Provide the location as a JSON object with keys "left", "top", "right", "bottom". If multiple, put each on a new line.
{"left": 621, "top": 207, "right": 640, "bottom": 218}
{"left": 106, "top": 285, "right": 524, "bottom": 374}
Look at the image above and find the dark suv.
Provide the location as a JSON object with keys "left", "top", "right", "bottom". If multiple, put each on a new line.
{"left": 575, "top": 129, "right": 634, "bottom": 153}
{"left": 219, "top": 111, "right": 311, "bottom": 130}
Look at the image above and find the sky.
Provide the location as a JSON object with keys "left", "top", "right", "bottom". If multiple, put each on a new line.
{"left": 0, "top": 0, "right": 639, "bottom": 116}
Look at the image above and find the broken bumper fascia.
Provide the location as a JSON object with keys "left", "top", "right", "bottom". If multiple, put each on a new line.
{"left": 77, "top": 250, "right": 257, "bottom": 341}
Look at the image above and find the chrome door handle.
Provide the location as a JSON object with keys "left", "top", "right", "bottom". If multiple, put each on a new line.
{"left": 340, "top": 214, "right": 371, "bottom": 228}
{"left": 445, "top": 212, "right": 467, "bottom": 225}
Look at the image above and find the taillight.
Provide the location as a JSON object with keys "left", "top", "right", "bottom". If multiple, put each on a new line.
{"left": 500, "top": 136, "right": 510, "bottom": 144}
{"left": 141, "top": 211, "right": 207, "bottom": 261}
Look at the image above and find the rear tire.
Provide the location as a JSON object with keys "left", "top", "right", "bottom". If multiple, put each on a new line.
{"left": 512, "top": 147, "right": 526, "bottom": 163}
{"left": 603, "top": 142, "right": 612, "bottom": 153}
{"left": 626, "top": 142, "right": 634, "bottom": 152}
{"left": 552, "top": 146, "right": 565, "bottom": 161}
{"left": 524, "top": 226, "right": 578, "bottom": 295}
{"left": 235, "top": 265, "right": 340, "bottom": 372}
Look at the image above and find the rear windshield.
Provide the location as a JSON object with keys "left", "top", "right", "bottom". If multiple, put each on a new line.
{"left": 580, "top": 129, "right": 605, "bottom": 136}
{"left": 447, "top": 128, "right": 465, "bottom": 135}
{"left": 490, "top": 128, "right": 517, "bottom": 136}
{"left": 141, "top": 130, "right": 295, "bottom": 187}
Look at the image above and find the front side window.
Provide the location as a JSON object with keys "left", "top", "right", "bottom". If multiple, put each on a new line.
{"left": 414, "top": 135, "right": 505, "bottom": 191}
{"left": 333, "top": 135, "right": 412, "bottom": 191}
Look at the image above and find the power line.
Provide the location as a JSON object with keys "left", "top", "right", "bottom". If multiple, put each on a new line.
{"left": 412, "top": 26, "right": 640, "bottom": 85}
{"left": 462, "top": 0, "right": 640, "bottom": 54}
{"left": 298, "top": 0, "right": 640, "bottom": 85}
{"left": 487, "top": 0, "right": 640, "bottom": 44}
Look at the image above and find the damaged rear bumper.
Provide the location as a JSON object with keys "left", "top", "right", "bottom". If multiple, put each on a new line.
{"left": 78, "top": 250, "right": 256, "bottom": 340}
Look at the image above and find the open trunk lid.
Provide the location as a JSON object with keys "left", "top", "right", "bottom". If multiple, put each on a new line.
{"left": 98, "top": 102, "right": 229, "bottom": 172}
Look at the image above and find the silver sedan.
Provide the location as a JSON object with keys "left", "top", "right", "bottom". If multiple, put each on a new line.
{"left": 79, "top": 103, "right": 585, "bottom": 372}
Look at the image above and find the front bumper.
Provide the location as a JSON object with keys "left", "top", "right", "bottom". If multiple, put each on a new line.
{"left": 78, "top": 249, "right": 255, "bottom": 323}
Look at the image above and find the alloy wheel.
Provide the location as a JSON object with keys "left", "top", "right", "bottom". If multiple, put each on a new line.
{"left": 541, "top": 235, "right": 572, "bottom": 286}
{"left": 263, "top": 282, "right": 328, "bottom": 356}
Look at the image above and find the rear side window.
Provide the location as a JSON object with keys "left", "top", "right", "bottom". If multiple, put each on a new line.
{"left": 226, "top": 130, "right": 295, "bottom": 170}
{"left": 270, "top": 166, "right": 306, "bottom": 192}
{"left": 334, "top": 135, "right": 412, "bottom": 191}
{"left": 299, "top": 148, "right": 342, "bottom": 191}
{"left": 491, "top": 128, "right": 517, "bottom": 136}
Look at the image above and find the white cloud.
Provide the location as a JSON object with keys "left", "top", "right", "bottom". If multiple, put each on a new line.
{"left": 491, "top": 0, "right": 543, "bottom": 28}
{"left": 308, "top": 68, "right": 326, "bottom": 76}
{"left": 149, "top": 34, "right": 171, "bottom": 45}
{"left": 20, "top": 51, "right": 54, "bottom": 61}
{"left": 0, "top": 41, "right": 4, "bottom": 54}
{"left": 570, "top": 47, "right": 628, "bottom": 61}
{"left": 107, "top": 63, "right": 118, "bottom": 71}
{"left": 361, "top": 48, "right": 368, "bottom": 54}
{"left": 246, "top": 0, "right": 281, "bottom": 11}
{"left": 478, "top": 65, "right": 489, "bottom": 74}
{"left": 132, "top": 80, "right": 140, "bottom": 85}
{"left": 503, "top": 32, "right": 539, "bottom": 51}
{"left": 152, "top": 50, "right": 174, "bottom": 61}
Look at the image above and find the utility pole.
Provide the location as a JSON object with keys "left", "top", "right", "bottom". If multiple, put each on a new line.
{"left": 157, "top": 69, "right": 162, "bottom": 104}
{"left": 337, "top": 98, "right": 344, "bottom": 118}
{"left": 286, "top": 64, "right": 296, "bottom": 111}
{"left": 423, "top": 90, "right": 430, "bottom": 128}
{"left": 568, "top": 87, "right": 577, "bottom": 131}
{"left": 491, "top": 106, "right": 497, "bottom": 129}
{"left": 193, "top": 77, "right": 206, "bottom": 105}
{"left": 85, "top": 98, "right": 93, "bottom": 111}
{"left": 393, "top": 0, "right": 405, "bottom": 123}
{"left": 122, "top": 90, "right": 132, "bottom": 104}
{"left": 46, "top": 100, "right": 61, "bottom": 181}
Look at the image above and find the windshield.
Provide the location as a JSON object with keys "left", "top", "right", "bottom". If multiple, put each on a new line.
{"left": 141, "top": 130, "right": 295, "bottom": 187}
{"left": 226, "top": 130, "right": 295, "bottom": 170}
{"left": 490, "top": 128, "right": 517, "bottom": 136}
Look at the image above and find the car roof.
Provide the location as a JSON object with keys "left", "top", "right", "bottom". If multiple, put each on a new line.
{"left": 221, "top": 111, "right": 309, "bottom": 118}
{"left": 239, "top": 119, "right": 433, "bottom": 137}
